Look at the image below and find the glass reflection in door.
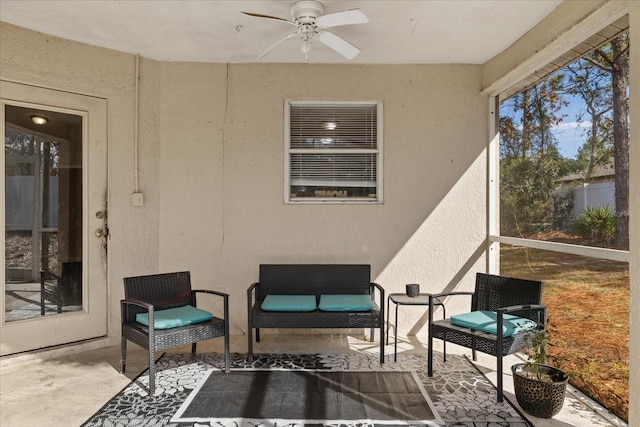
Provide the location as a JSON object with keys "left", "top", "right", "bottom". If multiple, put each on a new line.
{"left": 4, "top": 105, "right": 83, "bottom": 322}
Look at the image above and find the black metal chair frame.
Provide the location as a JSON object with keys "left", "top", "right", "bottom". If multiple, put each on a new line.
{"left": 121, "top": 271, "right": 230, "bottom": 395}
{"left": 427, "top": 272, "right": 546, "bottom": 402}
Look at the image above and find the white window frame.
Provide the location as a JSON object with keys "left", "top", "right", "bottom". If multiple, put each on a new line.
{"left": 284, "top": 100, "right": 383, "bottom": 204}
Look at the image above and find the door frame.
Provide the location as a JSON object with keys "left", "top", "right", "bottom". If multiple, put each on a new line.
{"left": 1, "top": 80, "right": 108, "bottom": 356}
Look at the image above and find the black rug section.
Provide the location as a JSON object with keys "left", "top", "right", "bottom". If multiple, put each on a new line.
{"left": 174, "top": 370, "right": 436, "bottom": 423}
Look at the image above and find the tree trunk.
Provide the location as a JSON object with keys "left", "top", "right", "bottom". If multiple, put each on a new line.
{"left": 611, "top": 35, "right": 629, "bottom": 249}
{"left": 521, "top": 91, "right": 531, "bottom": 159}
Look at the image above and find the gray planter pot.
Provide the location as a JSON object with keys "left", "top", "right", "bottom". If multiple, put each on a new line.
{"left": 405, "top": 283, "right": 420, "bottom": 297}
{"left": 512, "top": 363, "right": 568, "bottom": 418}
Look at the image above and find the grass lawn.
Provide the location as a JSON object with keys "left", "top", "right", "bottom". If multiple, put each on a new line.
{"left": 501, "top": 242, "right": 629, "bottom": 421}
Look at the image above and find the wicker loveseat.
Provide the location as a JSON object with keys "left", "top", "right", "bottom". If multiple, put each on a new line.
{"left": 247, "top": 264, "right": 385, "bottom": 362}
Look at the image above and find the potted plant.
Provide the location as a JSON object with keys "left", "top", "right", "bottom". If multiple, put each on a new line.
{"left": 512, "top": 321, "right": 569, "bottom": 418}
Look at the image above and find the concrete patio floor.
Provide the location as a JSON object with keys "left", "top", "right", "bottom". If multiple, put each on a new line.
{"left": 0, "top": 332, "right": 627, "bottom": 426}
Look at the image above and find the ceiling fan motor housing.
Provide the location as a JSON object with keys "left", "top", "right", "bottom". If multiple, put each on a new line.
{"left": 290, "top": 0, "right": 324, "bottom": 24}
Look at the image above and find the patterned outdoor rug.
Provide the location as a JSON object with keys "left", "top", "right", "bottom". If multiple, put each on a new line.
{"left": 82, "top": 352, "right": 532, "bottom": 427}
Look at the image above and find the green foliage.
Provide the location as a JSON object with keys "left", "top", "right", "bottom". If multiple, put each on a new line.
{"left": 500, "top": 156, "right": 569, "bottom": 235}
{"left": 521, "top": 320, "right": 567, "bottom": 382}
{"left": 499, "top": 73, "right": 576, "bottom": 236}
{"left": 571, "top": 205, "right": 616, "bottom": 244}
{"left": 522, "top": 327, "right": 548, "bottom": 380}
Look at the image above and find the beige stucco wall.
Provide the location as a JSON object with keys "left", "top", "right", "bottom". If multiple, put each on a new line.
{"left": 0, "top": 22, "right": 487, "bottom": 343}
{"left": 152, "top": 61, "right": 487, "bottom": 336}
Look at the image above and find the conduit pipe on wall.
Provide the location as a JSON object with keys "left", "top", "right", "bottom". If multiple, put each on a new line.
{"left": 131, "top": 53, "right": 143, "bottom": 206}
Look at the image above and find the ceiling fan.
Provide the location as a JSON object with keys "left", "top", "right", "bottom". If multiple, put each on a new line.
{"left": 242, "top": 0, "right": 368, "bottom": 61}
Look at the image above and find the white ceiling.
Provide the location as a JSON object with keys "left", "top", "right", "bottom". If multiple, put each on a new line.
{"left": 0, "top": 0, "right": 563, "bottom": 64}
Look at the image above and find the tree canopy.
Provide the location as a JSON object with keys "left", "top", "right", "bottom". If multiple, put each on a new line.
{"left": 499, "top": 33, "right": 629, "bottom": 249}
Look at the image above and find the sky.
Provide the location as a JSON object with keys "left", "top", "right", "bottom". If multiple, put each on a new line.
{"left": 551, "top": 119, "right": 590, "bottom": 159}
{"left": 550, "top": 93, "right": 590, "bottom": 159}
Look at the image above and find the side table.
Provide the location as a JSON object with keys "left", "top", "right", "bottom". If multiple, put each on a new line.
{"left": 386, "top": 293, "right": 445, "bottom": 362}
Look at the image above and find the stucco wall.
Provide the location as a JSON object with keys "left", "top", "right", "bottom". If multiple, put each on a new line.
{"left": 1, "top": 21, "right": 488, "bottom": 342}
{"left": 153, "top": 62, "right": 488, "bottom": 336}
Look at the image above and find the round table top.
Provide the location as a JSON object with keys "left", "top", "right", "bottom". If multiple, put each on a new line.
{"left": 388, "top": 293, "right": 443, "bottom": 305}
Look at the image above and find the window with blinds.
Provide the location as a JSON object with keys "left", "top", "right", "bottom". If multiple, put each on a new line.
{"left": 285, "top": 101, "right": 383, "bottom": 203}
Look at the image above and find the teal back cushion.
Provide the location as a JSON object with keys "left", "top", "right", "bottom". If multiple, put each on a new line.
{"left": 261, "top": 295, "right": 317, "bottom": 312}
{"left": 135, "top": 305, "right": 213, "bottom": 329}
{"left": 450, "top": 310, "right": 537, "bottom": 337}
{"left": 318, "top": 294, "right": 374, "bottom": 312}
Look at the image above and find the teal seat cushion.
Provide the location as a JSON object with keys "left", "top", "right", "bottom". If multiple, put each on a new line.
{"left": 135, "top": 305, "right": 214, "bottom": 330}
{"left": 318, "top": 294, "right": 374, "bottom": 312}
{"left": 450, "top": 310, "right": 537, "bottom": 337}
{"left": 261, "top": 295, "right": 317, "bottom": 312}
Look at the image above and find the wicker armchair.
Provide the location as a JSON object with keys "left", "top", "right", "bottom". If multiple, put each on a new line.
{"left": 121, "top": 271, "right": 230, "bottom": 395}
{"left": 427, "top": 272, "right": 546, "bottom": 402}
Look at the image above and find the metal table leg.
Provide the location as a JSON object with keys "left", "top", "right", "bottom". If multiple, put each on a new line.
{"left": 386, "top": 295, "right": 391, "bottom": 345}
{"left": 394, "top": 300, "right": 399, "bottom": 362}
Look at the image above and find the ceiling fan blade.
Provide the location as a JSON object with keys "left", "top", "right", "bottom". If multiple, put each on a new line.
{"left": 241, "top": 11, "right": 296, "bottom": 26}
{"left": 316, "top": 9, "right": 368, "bottom": 28}
{"left": 315, "top": 31, "right": 361, "bottom": 60}
{"left": 257, "top": 33, "right": 299, "bottom": 59}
